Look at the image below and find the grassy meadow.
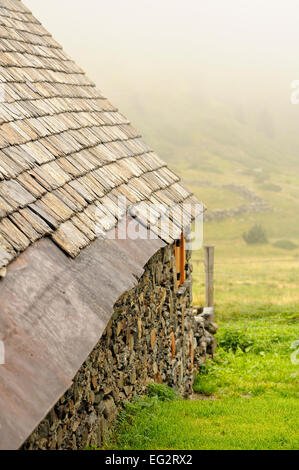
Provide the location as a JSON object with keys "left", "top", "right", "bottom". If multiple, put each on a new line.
{"left": 104, "top": 147, "right": 299, "bottom": 450}
{"left": 106, "top": 239, "right": 299, "bottom": 449}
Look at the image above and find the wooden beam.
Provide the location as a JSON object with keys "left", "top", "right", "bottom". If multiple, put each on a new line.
{"left": 174, "top": 241, "right": 180, "bottom": 287}
{"left": 180, "top": 232, "right": 186, "bottom": 284}
{"left": 204, "top": 245, "right": 215, "bottom": 307}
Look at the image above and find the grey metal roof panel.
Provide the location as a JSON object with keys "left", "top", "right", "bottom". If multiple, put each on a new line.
{"left": 0, "top": 227, "right": 165, "bottom": 450}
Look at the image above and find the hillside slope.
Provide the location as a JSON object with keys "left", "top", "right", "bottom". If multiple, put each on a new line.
{"left": 120, "top": 92, "right": 299, "bottom": 241}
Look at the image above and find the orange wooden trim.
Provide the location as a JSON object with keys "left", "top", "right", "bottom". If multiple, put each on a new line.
{"left": 174, "top": 243, "right": 180, "bottom": 287}
{"left": 171, "top": 331, "right": 176, "bottom": 358}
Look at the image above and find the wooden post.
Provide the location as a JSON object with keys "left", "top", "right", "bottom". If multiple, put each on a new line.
{"left": 204, "top": 245, "right": 215, "bottom": 308}
{"left": 174, "top": 232, "right": 186, "bottom": 287}
{"left": 180, "top": 232, "right": 186, "bottom": 284}
{"left": 174, "top": 240, "right": 180, "bottom": 288}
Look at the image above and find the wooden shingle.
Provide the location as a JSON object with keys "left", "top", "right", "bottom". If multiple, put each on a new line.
{"left": 0, "top": 0, "right": 200, "bottom": 269}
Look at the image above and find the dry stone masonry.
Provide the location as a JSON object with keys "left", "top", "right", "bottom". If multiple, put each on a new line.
{"left": 23, "top": 244, "right": 217, "bottom": 450}
{"left": 192, "top": 181, "right": 270, "bottom": 222}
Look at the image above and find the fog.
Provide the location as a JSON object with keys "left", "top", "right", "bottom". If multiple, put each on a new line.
{"left": 25, "top": 0, "right": 299, "bottom": 163}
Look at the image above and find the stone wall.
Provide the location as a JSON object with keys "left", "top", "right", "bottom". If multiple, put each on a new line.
{"left": 191, "top": 181, "right": 271, "bottom": 222}
{"left": 23, "top": 244, "right": 217, "bottom": 450}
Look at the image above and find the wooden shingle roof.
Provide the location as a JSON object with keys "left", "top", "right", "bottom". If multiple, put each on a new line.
{"left": 0, "top": 0, "right": 199, "bottom": 269}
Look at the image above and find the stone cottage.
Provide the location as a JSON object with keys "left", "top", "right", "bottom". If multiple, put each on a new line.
{"left": 0, "top": 0, "right": 217, "bottom": 450}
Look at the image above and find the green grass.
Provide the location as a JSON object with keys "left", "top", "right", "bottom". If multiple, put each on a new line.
{"left": 194, "top": 316, "right": 298, "bottom": 400}
{"left": 105, "top": 233, "right": 299, "bottom": 450}
{"left": 108, "top": 397, "right": 298, "bottom": 450}
{"left": 188, "top": 185, "right": 245, "bottom": 209}
{"left": 192, "top": 242, "right": 299, "bottom": 310}
{"left": 105, "top": 220, "right": 299, "bottom": 450}
{"left": 106, "top": 305, "right": 299, "bottom": 450}
{"left": 103, "top": 137, "right": 299, "bottom": 450}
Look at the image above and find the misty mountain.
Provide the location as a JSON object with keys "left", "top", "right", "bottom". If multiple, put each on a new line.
{"left": 119, "top": 90, "right": 299, "bottom": 175}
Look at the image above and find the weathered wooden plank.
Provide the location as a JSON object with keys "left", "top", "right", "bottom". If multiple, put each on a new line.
{"left": 19, "top": 207, "right": 53, "bottom": 235}
{"left": 204, "top": 245, "right": 215, "bottom": 308}
{"left": 0, "top": 195, "right": 13, "bottom": 218}
{"left": 9, "top": 211, "right": 40, "bottom": 243}
{"left": 63, "top": 184, "right": 88, "bottom": 209}
{"left": 71, "top": 214, "right": 95, "bottom": 241}
{"left": 0, "top": 179, "right": 36, "bottom": 208}
{"left": 41, "top": 193, "right": 74, "bottom": 221}
{"left": 0, "top": 217, "right": 30, "bottom": 251}
{"left": 17, "top": 172, "right": 46, "bottom": 198}
{"left": 51, "top": 220, "right": 90, "bottom": 257}
{"left": 29, "top": 201, "right": 60, "bottom": 230}
{"left": 0, "top": 235, "right": 15, "bottom": 267}
{"left": 68, "top": 179, "right": 95, "bottom": 204}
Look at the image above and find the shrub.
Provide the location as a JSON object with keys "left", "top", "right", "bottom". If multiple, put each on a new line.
{"left": 254, "top": 174, "right": 269, "bottom": 184}
{"left": 243, "top": 225, "right": 268, "bottom": 245}
{"left": 218, "top": 328, "right": 254, "bottom": 353}
{"left": 260, "top": 183, "right": 282, "bottom": 192}
{"left": 273, "top": 240, "right": 298, "bottom": 251}
{"left": 193, "top": 360, "right": 218, "bottom": 396}
{"left": 147, "top": 383, "right": 180, "bottom": 402}
{"left": 193, "top": 377, "right": 218, "bottom": 396}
